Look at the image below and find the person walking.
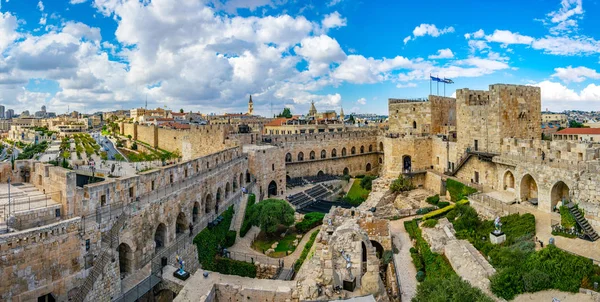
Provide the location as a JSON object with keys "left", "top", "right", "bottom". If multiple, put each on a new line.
{"left": 188, "top": 222, "right": 193, "bottom": 237}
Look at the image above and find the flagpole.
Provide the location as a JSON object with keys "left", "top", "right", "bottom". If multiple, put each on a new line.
{"left": 444, "top": 80, "right": 446, "bottom": 97}
{"left": 436, "top": 75, "right": 439, "bottom": 95}
{"left": 429, "top": 74, "right": 432, "bottom": 96}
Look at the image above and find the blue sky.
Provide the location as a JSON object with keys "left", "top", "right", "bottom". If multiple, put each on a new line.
{"left": 0, "top": 0, "right": 599, "bottom": 116}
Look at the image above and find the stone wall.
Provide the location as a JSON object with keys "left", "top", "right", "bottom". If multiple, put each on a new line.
{"left": 429, "top": 95, "right": 456, "bottom": 135}
{"left": 388, "top": 99, "right": 431, "bottom": 135}
{"left": 245, "top": 145, "right": 286, "bottom": 200}
{"left": 382, "top": 136, "right": 432, "bottom": 178}
{"left": 0, "top": 218, "right": 85, "bottom": 301}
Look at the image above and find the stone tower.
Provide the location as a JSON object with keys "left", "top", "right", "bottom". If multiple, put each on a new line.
{"left": 248, "top": 95, "right": 254, "bottom": 115}
{"left": 308, "top": 101, "right": 317, "bottom": 117}
{"left": 339, "top": 107, "right": 345, "bottom": 122}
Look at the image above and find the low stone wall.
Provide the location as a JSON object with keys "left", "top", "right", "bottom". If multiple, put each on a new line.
{"left": 256, "top": 263, "right": 279, "bottom": 279}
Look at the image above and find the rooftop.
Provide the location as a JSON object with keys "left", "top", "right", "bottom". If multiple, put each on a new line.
{"left": 555, "top": 128, "right": 600, "bottom": 135}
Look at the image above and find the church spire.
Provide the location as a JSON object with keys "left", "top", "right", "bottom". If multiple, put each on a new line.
{"left": 247, "top": 95, "right": 254, "bottom": 115}
{"left": 308, "top": 100, "right": 317, "bottom": 117}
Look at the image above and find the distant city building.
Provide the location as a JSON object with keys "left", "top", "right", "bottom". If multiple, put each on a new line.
{"left": 553, "top": 128, "right": 600, "bottom": 142}
{"left": 541, "top": 111, "right": 568, "bottom": 128}
{"left": 6, "top": 109, "right": 14, "bottom": 119}
{"left": 0, "top": 105, "right": 4, "bottom": 119}
{"left": 21, "top": 110, "right": 30, "bottom": 117}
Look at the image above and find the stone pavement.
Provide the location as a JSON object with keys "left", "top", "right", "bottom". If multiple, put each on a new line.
{"left": 388, "top": 218, "right": 417, "bottom": 302}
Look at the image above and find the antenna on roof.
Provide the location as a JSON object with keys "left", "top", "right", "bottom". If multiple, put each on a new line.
{"left": 145, "top": 94, "right": 148, "bottom": 110}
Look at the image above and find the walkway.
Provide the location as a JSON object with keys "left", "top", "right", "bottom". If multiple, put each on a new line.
{"left": 227, "top": 225, "right": 321, "bottom": 266}
{"left": 388, "top": 218, "right": 417, "bottom": 302}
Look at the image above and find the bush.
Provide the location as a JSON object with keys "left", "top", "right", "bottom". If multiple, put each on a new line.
{"left": 240, "top": 194, "right": 256, "bottom": 237}
{"left": 560, "top": 205, "right": 577, "bottom": 229}
{"left": 390, "top": 175, "right": 415, "bottom": 193}
{"left": 437, "top": 201, "right": 450, "bottom": 209}
{"left": 214, "top": 257, "right": 257, "bottom": 278}
{"left": 247, "top": 199, "right": 295, "bottom": 235}
{"left": 422, "top": 219, "right": 438, "bottom": 228}
{"left": 360, "top": 175, "right": 376, "bottom": 190}
{"left": 193, "top": 206, "right": 234, "bottom": 271}
{"left": 490, "top": 267, "right": 525, "bottom": 300}
{"left": 381, "top": 250, "right": 393, "bottom": 265}
{"left": 294, "top": 230, "right": 319, "bottom": 272}
{"left": 446, "top": 179, "right": 477, "bottom": 201}
{"left": 416, "top": 271, "right": 425, "bottom": 282}
{"left": 416, "top": 207, "right": 435, "bottom": 215}
{"left": 421, "top": 200, "right": 469, "bottom": 220}
{"left": 425, "top": 194, "right": 440, "bottom": 205}
{"left": 522, "top": 269, "right": 551, "bottom": 292}
{"left": 224, "top": 230, "right": 236, "bottom": 248}
{"left": 132, "top": 142, "right": 138, "bottom": 150}
{"left": 414, "top": 274, "right": 493, "bottom": 302}
{"left": 446, "top": 209, "right": 458, "bottom": 221}
{"left": 295, "top": 212, "right": 325, "bottom": 233}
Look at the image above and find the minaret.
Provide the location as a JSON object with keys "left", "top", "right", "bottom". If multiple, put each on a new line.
{"left": 308, "top": 101, "right": 317, "bottom": 117}
{"left": 248, "top": 95, "right": 254, "bottom": 115}
{"left": 339, "top": 107, "right": 345, "bottom": 122}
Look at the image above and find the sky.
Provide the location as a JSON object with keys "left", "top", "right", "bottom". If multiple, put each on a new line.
{"left": 0, "top": 0, "right": 599, "bottom": 116}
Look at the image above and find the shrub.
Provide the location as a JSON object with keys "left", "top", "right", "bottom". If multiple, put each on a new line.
{"left": 414, "top": 274, "right": 493, "bottom": 302}
{"left": 390, "top": 175, "right": 415, "bottom": 193}
{"left": 522, "top": 269, "right": 550, "bottom": 292}
{"left": 193, "top": 206, "right": 234, "bottom": 271}
{"left": 295, "top": 212, "right": 325, "bottom": 233}
{"left": 416, "top": 271, "right": 425, "bottom": 282}
{"left": 437, "top": 201, "right": 450, "bottom": 208}
{"left": 360, "top": 175, "right": 376, "bottom": 190}
{"left": 132, "top": 142, "right": 138, "bottom": 150}
{"left": 240, "top": 194, "right": 256, "bottom": 237}
{"left": 247, "top": 199, "right": 295, "bottom": 235}
{"left": 416, "top": 207, "right": 435, "bottom": 215}
{"left": 446, "top": 209, "right": 458, "bottom": 221}
{"left": 425, "top": 194, "right": 440, "bottom": 205}
{"left": 214, "top": 257, "right": 257, "bottom": 278}
{"left": 560, "top": 205, "right": 577, "bottom": 229}
{"left": 421, "top": 200, "right": 469, "bottom": 220}
{"left": 446, "top": 179, "right": 477, "bottom": 201}
{"left": 294, "top": 230, "right": 319, "bottom": 272}
{"left": 381, "top": 250, "right": 393, "bottom": 265}
{"left": 422, "top": 219, "right": 438, "bottom": 228}
{"left": 224, "top": 230, "right": 236, "bottom": 248}
{"left": 490, "top": 267, "right": 524, "bottom": 300}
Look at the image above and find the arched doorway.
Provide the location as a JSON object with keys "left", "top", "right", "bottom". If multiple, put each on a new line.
{"left": 520, "top": 174, "right": 538, "bottom": 204}
{"left": 503, "top": 171, "right": 515, "bottom": 190}
{"left": 285, "top": 153, "right": 292, "bottom": 162}
{"left": 402, "top": 155, "right": 412, "bottom": 172}
{"left": 246, "top": 170, "right": 251, "bottom": 183}
{"left": 366, "top": 163, "right": 372, "bottom": 172}
{"left": 154, "top": 223, "right": 167, "bottom": 253}
{"left": 225, "top": 182, "right": 231, "bottom": 198}
{"left": 321, "top": 149, "right": 326, "bottom": 159}
{"left": 240, "top": 173, "right": 244, "bottom": 186}
{"left": 370, "top": 240, "right": 384, "bottom": 259}
{"left": 551, "top": 181, "right": 570, "bottom": 210}
{"left": 118, "top": 243, "right": 133, "bottom": 276}
{"left": 216, "top": 188, "right": 222, "bottom": 213}
{"left": 205, "top": 194, "right": 213, "bottom": 214}
{"left": 343, "top": 167, "right": 349, "bottom": 175}
{"left": 342, "top": 148, "right": 347, "bottom": 156}
{"left": 37, "top": 293, "right": 56, "bottom": 302}
{"left": 368, "top": 145, "right": 373, "bottom": 152}
{"left": 351, "top": 146, "right": 356, "bottom": 155}
{"left": 268, "top": 181, "right": 277, "bottom": 197}
{"left": 379, "top": 142, "right": 383, "bottom": 152}
{"left": 317, "top": 170, "right": 324, "bottom": 177}
{"left": 192, "top": 202, "right": 199, "bottom": 223}
{"left": 176, "top": 212, "right": 187, "bottom": 237}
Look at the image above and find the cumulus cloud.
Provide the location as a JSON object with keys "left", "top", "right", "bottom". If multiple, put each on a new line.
{"left": 552, "top": 66, "right": 600, "bottom": 83}
{"left": 0, "top": 12, "right": 19, "bottom": 53}
{"left": 356, "top": 97, "right": 366, "bottom": 105}
{"left": 534, "top": 80, "right": 600, "bottom": 111}
{"left": 485, "top": 30, "right": 534, "bottom": 45}
{"left": 428, "top": 48, "right": 454, "bottom": 59}
{"left": 70, "top": 0, "right": 87, "bottom": 3}
{"left": 396, "top": 83, "right": 417, "bottom": 88}
{"left": 404, "top": 23, "right": 454, "bottom": 44}
{"left": 37, "top": 1, "right": 44, "bottom": 11}
{"left": 546, "top": 0, "right": 583, "bottom": 34}
{"left": 322, "top": 12, "right": 346, "bottom": 30}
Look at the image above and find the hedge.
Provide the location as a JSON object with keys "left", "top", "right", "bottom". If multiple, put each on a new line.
{"left": 446, "top": 179, "right": 477, "bottom": 201}
{"left": 224, "top": 230, "right": 237, "bottom": 248}
{"left": 414, "top": 274, "right": 493, "bottom": 302}
{"left": 193, "top": 206, "right": 234, "bottom": 271}
{"left": 295, "top": 212, "right": 325, "bottom": 234}
{"left": 403, "top": 219, "right": 455, "bottom": 281}
{"left": 240, "top": 194, "right": 256, "bottom": 237}
{"left": 214, "top": 257, "right": 257, "bottom": 278}
{"left": 293, "top": 230, "right": 320, "bottom": 272}
{"left": 425, "top": 194, "right": 440, "bottom": 205}
{"left": 421, "top": 199, "right": 469, "bottom": 220}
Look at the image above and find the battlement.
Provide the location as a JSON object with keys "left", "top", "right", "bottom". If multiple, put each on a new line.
{"left": 388, "top": 98, "right": 428, "bottom": 104}
{"left": 500, "top": 138, "right": 600, "bottom": 162}
{"left": 456, "top": 89, "right": 490, "bottom": 106}
{"left": 0, "top": 217, "right": 81, "bottom": 246}
{"left": 263, "top": 129, "right": 379, "bottom": 144}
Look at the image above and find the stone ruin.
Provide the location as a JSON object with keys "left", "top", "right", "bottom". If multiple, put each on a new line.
{"left": 295, "top": 207, "right": 392, "bottom": 301}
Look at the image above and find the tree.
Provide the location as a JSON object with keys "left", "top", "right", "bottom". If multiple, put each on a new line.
{"left": 180, "top": 108, "right": 184, "bottom": 113}
{"left": 390, "top": 175, "right": 415, "bottom": 193}
{"left": 247, "top": 199, "right": 295, "bottom": 235}
{"left": 277, "top": 108, "right": 292, "bottom": 118}
{"left": 569, "top": 120, "right": 587, "bottom": 128}
{"left": 348, "top": 115, "right": 355, "bottom": 124}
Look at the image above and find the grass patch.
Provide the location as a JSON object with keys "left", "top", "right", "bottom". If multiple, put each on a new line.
{"left": 446, "top": 178, "right": 477, "bottom": 201}
{"left": 251, "top": 230, "right": 300, "bottom": 258}
{"left": 346, "top": 179, "right": 370, "bottom": 199}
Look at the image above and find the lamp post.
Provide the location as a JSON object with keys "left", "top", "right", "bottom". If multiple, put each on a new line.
{"left": 7, "top": 176, "right": 10, "bottom": 232}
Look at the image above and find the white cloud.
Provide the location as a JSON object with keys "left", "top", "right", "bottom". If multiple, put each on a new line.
{"left": 532, "top": 36, "right": 600, "bottom": 55}
{"left": 0, "top": 12, "right": 19, "bottom": 53}
{"left": 294, "top": 35, "right": 346, "bottom": 76}
{"left": 464, "top": 29, "right": 484, "bottom": 40}
{"left": 468, "top": 40, "right": 489, "bottom": 52}
{"left": 546, "top": 0, "right": 583, "bottom": 34}
{"left": 356, "top": 97, "right": 366, "bottom": 105}
{"left": 485, "top": 30, "right": 534, "bottom": 45}
{"left": 534, "top": 81, "right": 600, "bottom": 109}
{"left": 70, "top": 0, "right": 87, "bottom": 4}
{"left": 552, "top": 66, "right": 600, "bottom": 83}
{"left": 396, "top": 83, "right": 417, "bottom": 88}
{"left": 332, "top": 55, "right": 416, "bottom": 84}
{"left": 404, "top": 24, "right": 454, "bottom": 44}
{"left": 327, "top": 0, "right": 342, "bottom": 6}
{"left": 428, "top": 48, "right": 454, "bottom": 59}
{"left": 37, "top": 0, "right": 44, "bottom": 11}
{"left": 322, "top": 12, "right": 346, "bottom": 30}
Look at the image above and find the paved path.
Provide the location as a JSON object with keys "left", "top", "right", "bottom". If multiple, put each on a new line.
{"left": 389, "top": 218, "right": 417, "bottom": 302}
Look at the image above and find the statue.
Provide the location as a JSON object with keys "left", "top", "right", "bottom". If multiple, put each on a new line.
{"left": 176, "top": 255, "right": 185, "bottom": 275}
{"left": 494, "top": 217, "right": 502, "bottom": 234}
{"left": 328, "top": 218, "right": 332, "bottom": 226}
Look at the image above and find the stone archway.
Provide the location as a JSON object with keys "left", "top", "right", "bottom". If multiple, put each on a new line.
{"left": 520, "top": 174, "right": 538, "bottom": 204}
{"left": 118, "top": 242, "right": 133, "bottom": 276}
{"left": 503, "top": 171, "right": 515, "bottom": 191}
{"left": 402, "top": 155, "right": 412, "bottom": 172}
{"left": 176, "top": 212, "right": 187, "bottom": 237}
{"left": 225, "top": 182, "right": 231, "bottom": 198}
{"left": 317, "top": 170, "right": 324, "bottom": 177}
{"left": 154, "top": 223, "right": 167, "bottom": 253}
{"left": 216, "top": 188, "right": 222, "bottom": 213}
{"left": 268, "top": 180, "right": 277, "bottom": 197}
{"left": 205, "top": 194, "right": 213, "bottom": 214}
{"left": 370, "top": 240, "right": 384, "bottom": 259}
{"left": 192, "top": 202, "right": 200, "bottom": 223}
{"left": 343, "top": 167, "right": 349, "bottom": 175}
{"left": 342, "top": 148, "right": 347, "bottom": 156}
{"left": 366, "top": 163, "right": 372, "bottom": 172}
{"left": 550, "top": 181, "right": 570, "bottom": 210}
{"left": 285, "top": 153, "right": 292, "bottom": 162}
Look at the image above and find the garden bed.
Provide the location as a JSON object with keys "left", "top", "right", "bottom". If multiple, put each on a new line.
{"left": 251, "top": 229, "right": 302, "bottom": 258}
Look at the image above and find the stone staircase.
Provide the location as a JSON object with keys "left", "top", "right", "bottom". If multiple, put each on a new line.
{"left": 232, "top": 194, "right": 250, "bottom": 234}
{"left": 72, "top": 212, "right": 128, "bottom": 302}
{"left": 447, "top": 152, "right": 473, "bottom": 176}
{"left": 567, "top": 202, "right": 599, "bottom": 241}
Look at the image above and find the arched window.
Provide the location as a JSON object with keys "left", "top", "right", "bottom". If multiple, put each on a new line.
{"left": 366, "top": 163, "right": 372, "bottom": 172}
{"left": 297, "top": 152, "right": 304, "bottom": 161}
{"left": 360, "top": 146, "right": 364, "bottom": 154}
{"left": 351, "top": 147, "right": 356, "bottom": 155}
{"left": 368, "top": 145, "right": 373, "bottom": 152}
{"left": 331, "top": 148, "right": 337, "bottom": 157}
{"left": 413, "top": 121, "right": 417, "bottom": 129}
{"left": 310, "top": 151, "right": 316, "bottom": 160}
{"left": 321, "top": 150, "right": 326, "bottom": 159}
{"left": 285, "top": 153, "right": 292, "bottom": 162}
{"left": 342, "top": 148, "right": 347, "bottom": 156}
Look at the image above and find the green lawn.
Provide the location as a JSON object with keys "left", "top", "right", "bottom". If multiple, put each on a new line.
{"left": 346, "top": 179, "right": 370, "bottom": 200}
{"left": 252, "top": 232, "right": 302, "bottom": 258}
